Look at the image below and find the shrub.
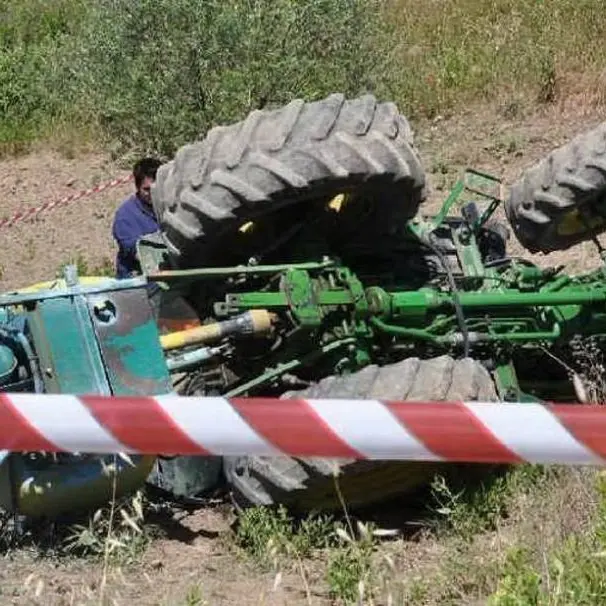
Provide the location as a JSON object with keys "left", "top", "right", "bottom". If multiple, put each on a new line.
{"left": 1, "top": 0, "right": 605, "bottom": 158}
{"left": 0, "top": 0, "right": 391, "bottom": 158}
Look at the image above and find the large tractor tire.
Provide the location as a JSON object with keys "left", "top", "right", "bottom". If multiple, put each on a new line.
{"left": 223, "top": 355, "right": 499, "bottom": 513}
{"left": 152, "top": 92, "right": 427, "bottom": 268}
{"left": 505, "top": 122, "right": 606, "bottom": 253}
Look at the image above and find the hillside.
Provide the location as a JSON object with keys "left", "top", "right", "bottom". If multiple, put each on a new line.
{"left": 1, "top": 1, "right": 606, "bottom": 605}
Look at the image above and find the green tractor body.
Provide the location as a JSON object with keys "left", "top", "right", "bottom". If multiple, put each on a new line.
{"left": 2, "top": 93, "right": 606, "bottom": 518}
{"left": 0, "top": 278, "right": 170, "bottom": 517}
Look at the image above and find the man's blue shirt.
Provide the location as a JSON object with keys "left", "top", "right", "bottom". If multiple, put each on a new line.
{"left": 112, "top": 194, "right": 159, "bottom": 278}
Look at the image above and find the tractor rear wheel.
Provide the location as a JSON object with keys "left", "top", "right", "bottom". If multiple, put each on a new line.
{"left": 505, "top": 122, "right": 606, "bottom": 253}
{"left": 223, "top": 355, "right": 499, "bottom": 513}
{"left": 152, "top": 92, "right": 427, "bottom": 268}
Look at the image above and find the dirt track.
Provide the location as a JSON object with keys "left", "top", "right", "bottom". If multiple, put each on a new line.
{"left": 0, "top": 149, "right": 132, "bottom": 291}
{"left": 1, "top": 100, "right": 605, "bottom": 605}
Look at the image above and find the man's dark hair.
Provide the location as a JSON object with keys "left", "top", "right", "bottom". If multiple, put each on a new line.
{"left": 133, "top": 157, "right": 162, "bottom": 188}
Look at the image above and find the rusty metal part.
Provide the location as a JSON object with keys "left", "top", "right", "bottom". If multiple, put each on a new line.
{"left": 87, "top": 288, "right": 174, "bottom": 395}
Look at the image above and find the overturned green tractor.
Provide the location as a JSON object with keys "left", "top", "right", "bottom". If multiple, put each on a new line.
{"left": 1, "top": 93, "right": 606, "bottom": 519}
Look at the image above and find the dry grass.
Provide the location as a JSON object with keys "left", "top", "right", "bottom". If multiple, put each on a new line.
{"left": 384, "top": 0, "right": 606, "bottom": 120}
{"left": 225, "top": 465, "right": 605, "bottom": 605}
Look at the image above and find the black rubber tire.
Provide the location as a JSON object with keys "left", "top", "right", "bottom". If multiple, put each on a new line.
{"left": 505, "top": 122, "right": 606, "bottom": 253}
{"left": 152, "top": 92, "right": 426, "bottom": 268}
{"left": 223, "top": 355, "right": 498, "bottom": 514}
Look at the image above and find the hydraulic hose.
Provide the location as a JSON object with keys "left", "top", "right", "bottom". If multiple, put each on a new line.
{"left": 369, "top": 317, "right": 448, "bottom": 344}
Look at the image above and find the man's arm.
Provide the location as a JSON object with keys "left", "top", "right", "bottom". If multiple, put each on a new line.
{"left": 112, "top": 213, "right": 139, "bottom": 252}
{"left": 112, "top": 212, "right": 141, "bottom": 274}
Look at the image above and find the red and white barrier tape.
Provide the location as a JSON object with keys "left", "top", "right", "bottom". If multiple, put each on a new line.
{"left": 0, "top": 394, "right": 605, "bottom": 465}
{"left": 0, "top": 174, "right": 133, "bottom": 229}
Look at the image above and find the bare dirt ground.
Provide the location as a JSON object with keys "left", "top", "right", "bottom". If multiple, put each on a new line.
{"left": 1, "top": 98, "right": 605, "bottom": 605}
{"left": 0, "top": 149, "right": 132, "bottom": 291}
{"left": 1, "top": 505, "right": 324, "bottom": 606}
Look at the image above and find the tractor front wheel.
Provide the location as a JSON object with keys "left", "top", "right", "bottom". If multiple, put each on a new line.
{"left": 505, "top": 122, "right": 606, "bottom": 253}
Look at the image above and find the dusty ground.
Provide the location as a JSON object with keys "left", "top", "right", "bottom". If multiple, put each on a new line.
{"left": 0, "top": 148, "right": 132, "bottom": 291}
{"left": 1, "top": 98, "right": 606, "bottom": 605}
{"left": 0, "top": 505, "right": 324, "bottom": 606}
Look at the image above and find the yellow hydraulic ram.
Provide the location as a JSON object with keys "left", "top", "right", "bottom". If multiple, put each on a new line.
{"left": 160, "top": 309, "right": 275, "bottom": 351}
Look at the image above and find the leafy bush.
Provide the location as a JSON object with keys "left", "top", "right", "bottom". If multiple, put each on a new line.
{"left": 0, "top": 0, "right": 605, "bottom": 158}
{"left": 0, "top": 0, "right": 390, "bottom": 158}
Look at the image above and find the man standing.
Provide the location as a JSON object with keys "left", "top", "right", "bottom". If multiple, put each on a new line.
{"left": 112, "top": 157, "right": 162, "bottom": 278}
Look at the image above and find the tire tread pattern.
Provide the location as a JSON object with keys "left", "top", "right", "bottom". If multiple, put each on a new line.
{"left": 505, "top": 122, "right": 606, "bottom": 253}
{"left": 223, "top": 355, "right": 498, "bottom": 513}
{"left": 152, "top": 93, "right": 426, "bottom": 267}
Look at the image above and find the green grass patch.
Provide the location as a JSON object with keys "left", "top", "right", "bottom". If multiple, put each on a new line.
{"left": 234, "top": 503, "right": 387, "bottom": 604}
{"left": 227, "top": 467, "right": 606, "bottom": 605}
{"left": 234, "top": 504, "right": 337, "bottom": 568}
{"left": 394, "top": 466, "right": 603, "bottom": 605}
{"left": 489, "top": 471, "right": 606, "bottom": 605}
{"left": 385, "top": 0, "right": 606, "bottom": 118}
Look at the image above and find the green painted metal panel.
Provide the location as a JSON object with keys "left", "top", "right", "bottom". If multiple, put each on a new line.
{"left": 87, "top": 288, "right": 172, "bottom": 396}
{"left": 26, "top": 296, "right": 110, "bottom": 395}
{"left": 24, "top": 286, "right": 171, "bottom": 397}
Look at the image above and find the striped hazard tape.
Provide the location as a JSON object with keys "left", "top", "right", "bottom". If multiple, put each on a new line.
{"left": 0, "top": 394, "right": 605, "bottom": 465}
{"left": 0, "top": 174, "right": 134, "bottom": 229}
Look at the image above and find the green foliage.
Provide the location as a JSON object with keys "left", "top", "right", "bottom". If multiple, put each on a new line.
{"left": 61, "top": 488, "right": 150, "bottom": 565}
{"left": 235, "top": 504, "right": 384, "bottom": 604}
{"left": 326, "top": 521, "right": 378, "bottom": 605}
{"left": 0, "top": 0, "right": 88, "bottom": 148}
{"left": 489, "top": 547, "right": 542, "bottom": 605}
{"left": 488, "top": 472, "right": 606, "bottom": 605}
{"left": 430, "top": 465, "right": 550, "bottom": 541}
{"left": 0, "top": 0, "right": 389, "bottom": 158}
{"left": 235, "top": 504, "right": 336, "bottom": 567}
{"left": 181, "top": 584, "right": 208, "bottom": 606}
{"left": 79, "top": 0, "right": 389, "bottom": 158}
{"left": 0, "top": 0, "right": 88, "bottom": 47}
{"left": 1, "top": 0, "right": 605, "bottom": 158}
